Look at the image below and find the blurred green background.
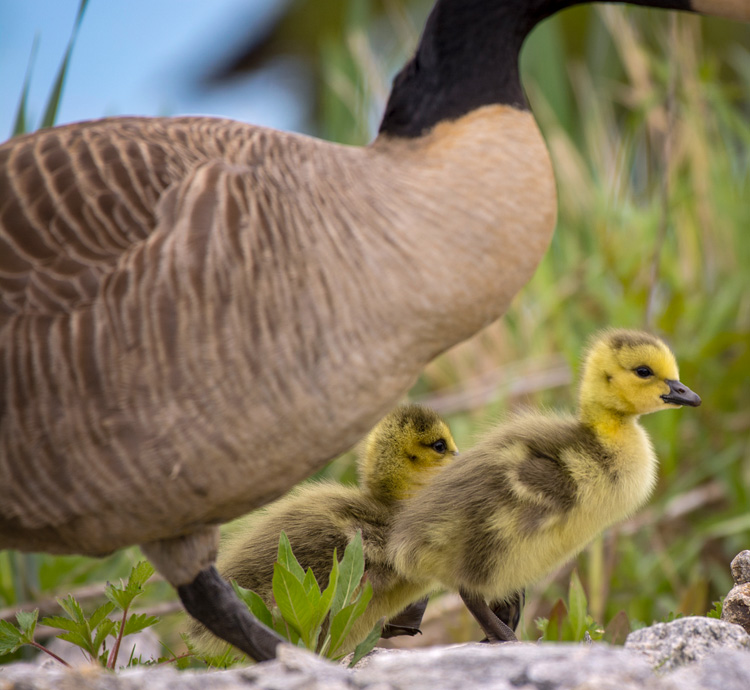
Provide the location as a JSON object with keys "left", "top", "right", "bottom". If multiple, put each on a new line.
{"left": 2, "top": 0, "right": 749, "bottom": 661}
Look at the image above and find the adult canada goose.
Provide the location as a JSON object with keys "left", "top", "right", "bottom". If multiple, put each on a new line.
{"left": 388, "top": 329, "right": 701, "bottom": 642}
{"left": 189, "top": 404, "right": 458, "bottom": 655}
{"left": 0, "top": 0, "right": 742, "bottom": 662}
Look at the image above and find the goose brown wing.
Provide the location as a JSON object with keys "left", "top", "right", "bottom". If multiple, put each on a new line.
{"left": 0, "top": 116, "right": 276, "bottom": 322}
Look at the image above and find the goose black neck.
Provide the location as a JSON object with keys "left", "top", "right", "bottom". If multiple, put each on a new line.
{"left": 378, "top": 0, "right": 693, "bottom": 138}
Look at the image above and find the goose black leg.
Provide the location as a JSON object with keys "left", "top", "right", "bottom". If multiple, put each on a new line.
{"left": 459, "top": 588, "right": 518, "bottom": 642}
{"left": 178, "top": 565, "right": 284, "bottom": 662}
{"left": 381, "top": 597, "right": 429, "bottom": 638}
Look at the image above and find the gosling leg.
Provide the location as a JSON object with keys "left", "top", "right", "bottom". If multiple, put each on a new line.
{"left": 381, "top": 597, "right": 428, "bottom": 638}
{"left": 490, "top": 589, "right": 525, "bottom": 632}
{"left": 460, "top": 588, "right": 518, "bottom": 642}
{"left": 178, "top": 565, "right": 283, "bottom": 661}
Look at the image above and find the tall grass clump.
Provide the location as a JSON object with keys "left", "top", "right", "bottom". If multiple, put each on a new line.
{"left": 316, "top": 1, "right": 750, "bottom": 638}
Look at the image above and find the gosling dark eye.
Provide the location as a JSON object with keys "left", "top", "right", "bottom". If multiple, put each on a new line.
{"left": 634, "top": 366, "right": 654, "bottom": 378}
{"left": 431, "top": 439, "right": 448, "bottom": 454}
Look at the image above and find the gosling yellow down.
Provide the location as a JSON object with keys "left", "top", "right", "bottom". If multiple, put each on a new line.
{"left": 190, "top": 404, "right": 457, "bottom": 655}
{"left": 388, "top": 329, "right": 701, "bottom": 641}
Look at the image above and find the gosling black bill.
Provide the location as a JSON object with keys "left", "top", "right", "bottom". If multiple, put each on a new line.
{"left": 662, "top": 380, "right": 702, "bottom": 407}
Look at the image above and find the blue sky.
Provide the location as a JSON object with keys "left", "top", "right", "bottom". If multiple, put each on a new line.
{"left": 0, "top": 0, "right": 309, "bottom": 139}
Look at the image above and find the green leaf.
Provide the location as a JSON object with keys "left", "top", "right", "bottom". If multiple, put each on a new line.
{"left": 41, "top": 615, "right": 80, "bottom": 633}
{"left": 311, "top": 558, "right": 338, "bottom": 636}
{"left": 127, "top": 561, "right": 156, "bottom": 591}
{"left": 272, "top": 608, "right": 301, "bottom": 645}
{"left": 303, "top": 568, "right": 321, "bottom": 599}
{"left": 328, "top": 581, "right": 373, "bottom": 655}
{"left": 331, "top": 531, "right": 365, "bottom": 619}
{"left": 272, "top": 563, "right": 315, "bottom": 646}
{"left": 348, "top": 617, "right": 384, "bottom": 667}
{"left": 277, "top": 532, "right": 306, "bottom": 583}
{"left": 92, "top": 619, "right": 117, "bottom": 656}
{"left": 542, "top": 599, "right": 567, "bottom": 642}
{"left": 57, "top": 630, "right": 94, "bottom": 653}
{"left": 568, "top": 571, "right": 588, "bottom": 641}
{"left": 57, "top": 594, "right": 86, "bottom": 624}
{"left": 0, "top": 620, "right": 24, "bottom": 655}
{"left": 88, "top": 602, "right": 116, "bottom": 630}
{"left": 122, "top": 613, "right": 159, "bottom": 637}
{"left": 231, "top": 581, "right": 274, "bottom": 630}
{"left": 603, "top": 610, "right": 631, "bottom": 646}
{"left": 707, "top": 599, "right": 724, "bottom": 619}
{"left": 40, "top": 0, "right": 90, "bottom": 129}
{"left": 15, "top": 609, "right": 38, "bottom": 638}
{"left": 104, "top": 583, "right": 130, "bottom": 611}
{"left": 105, "top": 562, "right": 153, "bottom": 611}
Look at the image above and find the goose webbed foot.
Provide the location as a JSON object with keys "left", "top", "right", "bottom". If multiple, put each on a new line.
{"left": 381, "top": 597, "right": 428, "bottom": 638}
{"left": 178, "top": 565, "right": 284, "bottom": 662}
{"left": 460, "top": 588, "right": 518, "bottom": 643}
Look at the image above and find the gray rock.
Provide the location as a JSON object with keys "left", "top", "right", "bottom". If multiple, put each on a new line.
{"left": 2, "top": 632, "right": 750, "bottom": 690}
{"left": 356, "top": 642, "right": 654, "bottom": 690}
{"left": 666, "top": 649, "right": 750, "bottom": 690}
{"left": 730, "top": 551, "right": 750, "bottom": 586}
{"left": 625, "top": 616, "right": 750, "bottom": 673}
{"left": 722, "top": 551, "right": 750, "bottom": 635}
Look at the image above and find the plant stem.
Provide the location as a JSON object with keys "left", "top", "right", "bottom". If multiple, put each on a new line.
{"left": 107, "top": 605, "right": 129, "bottom": 670}
{"left": 157, "top": 652, "right": 193, "bottom": 665}
{"left": 29, "top": 640, "right": 72, "bottom": 668}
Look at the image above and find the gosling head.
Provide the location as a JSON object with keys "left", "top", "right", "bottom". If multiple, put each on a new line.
{"left": 359, "top": 403, "right": 458, "bottom": 503}
{"left": 579, "top": 329, "right": 701, "bottom": 420}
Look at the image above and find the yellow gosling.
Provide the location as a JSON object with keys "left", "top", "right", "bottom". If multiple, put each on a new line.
{"left": 388, "top": 329, "right": 700, "bottom": 641}
{"left": 190, "top": 404, "right": 457, "bottom": 655}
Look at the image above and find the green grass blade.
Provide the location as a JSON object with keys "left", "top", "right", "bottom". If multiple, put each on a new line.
{"left": 40, "top": 0, "right": 90, "bottom": 129}
{"left": 567, "top": 571, "right": 588, "bottom": 641}
{"left": 11, "top": 35, "right": 40, "bottom": 137}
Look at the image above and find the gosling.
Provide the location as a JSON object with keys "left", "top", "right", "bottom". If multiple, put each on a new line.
{"left": 190, "top": 403, "right": 457, "bottom": 655}
{"left": 388, "top": 329, "right": 701, "bottom": 641}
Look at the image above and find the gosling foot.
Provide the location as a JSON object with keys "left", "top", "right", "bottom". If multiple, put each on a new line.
{"left": 178, "top": 565, "right": 284, "bottom": 662}
{"left": 479, "top": 589, "right": 525, "bottom": 642}
{"left": 460, "top": 588, "right": 518, "bottom": 642}
{"left": 381, "top": 597, "right": 428, "bottom": 639}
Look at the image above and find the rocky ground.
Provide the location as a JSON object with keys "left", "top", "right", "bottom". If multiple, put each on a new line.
{"left": 2, "top": 616, "right": 749, "bottom": 690}
{"left": 3, "top": 551, "right": 749, "bottom": 690}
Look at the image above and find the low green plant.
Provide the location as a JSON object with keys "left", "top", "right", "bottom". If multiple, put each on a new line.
{"left": 706, "top": 599, "right": 724, "bottom": 619}
{"left": 0, "top": 561, "right": 159, "bottom": 668}
{"left": 535, "top": 570, "right": 604, "bottom": 642}
{"left": 231, "top": 530, "right": 382, "bottom": 666}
